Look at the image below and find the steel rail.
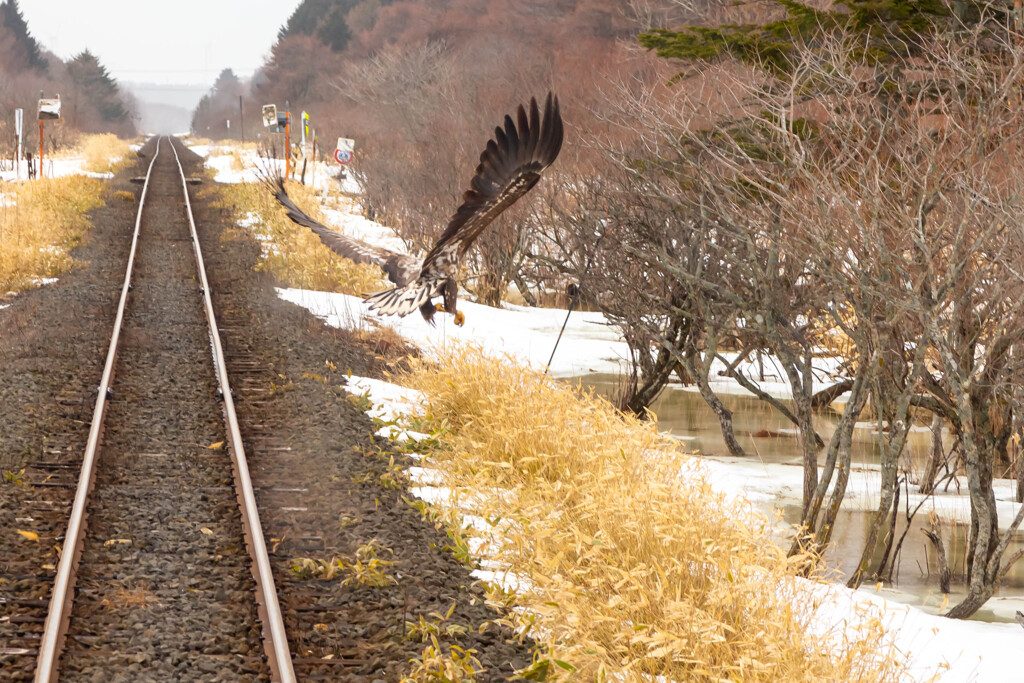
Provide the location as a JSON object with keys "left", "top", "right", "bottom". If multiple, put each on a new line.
{"left": 167, "top": 138, "right": 296, "bottom": 682}
{"left": 34, "top": 137, "right": 163, "bottom": 682}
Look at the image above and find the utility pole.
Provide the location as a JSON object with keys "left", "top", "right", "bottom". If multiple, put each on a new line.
{"left": 239, "top": 96, "right": 244, "bottom": 144}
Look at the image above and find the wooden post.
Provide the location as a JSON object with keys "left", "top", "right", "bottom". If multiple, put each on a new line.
{"left": 239, "top": 95, "right": 244, "bottom": 144}
{"left": 39, "top": 119, "right": 44, "bottom": 179}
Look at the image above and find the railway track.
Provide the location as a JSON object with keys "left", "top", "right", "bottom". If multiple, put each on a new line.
{"left": 3, "top": 135, "right": 535, "bottom": 682}
{"left": 0, "top": 137, "right": 294, "bottom": 682}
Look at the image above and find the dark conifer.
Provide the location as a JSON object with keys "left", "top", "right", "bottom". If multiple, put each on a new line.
{"left": 278, "top": 0, "right": 340, "bottom": 40}
{"left": 639, "top": 0, "right": 1001, "bottom": 74}
{"left": 0, "top": 0, "right": 47, "bottom": 72}
{"left": 317, "top": 6, "right": 353, "bottom": 52}
{"left": 67, "top": 50, "right": 131, "bottom": 126}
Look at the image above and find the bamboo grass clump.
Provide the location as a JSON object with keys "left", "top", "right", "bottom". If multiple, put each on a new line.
{"left": 74, "top": 134, "right": 133, "bottom": 174}
{"left": 400, "top": 346, "right": 911, "bottom": 682}
{"left": 0, "top": 176, "right": 104, "bottom": 294}
{"left": 213, "top": 179, "right": 385, "bottom": 294}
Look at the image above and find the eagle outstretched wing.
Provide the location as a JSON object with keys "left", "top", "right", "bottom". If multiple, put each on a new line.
{"left": 418, "top": 93, "right": 564, "bottom": 279}
{"left": 266, "top": 179, "right": 421, "bottom": 287}
{"left": 265, "top": 92, "right": 563, "bottom": 323}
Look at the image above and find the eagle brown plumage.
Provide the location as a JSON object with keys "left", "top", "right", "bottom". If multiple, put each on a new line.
{"left": 267, "top": 92, "right": 563, "bottom": 325}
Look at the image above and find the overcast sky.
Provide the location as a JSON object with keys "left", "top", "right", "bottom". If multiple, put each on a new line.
{"left": 21, "top": 1, "right": 303, "bottom": 87}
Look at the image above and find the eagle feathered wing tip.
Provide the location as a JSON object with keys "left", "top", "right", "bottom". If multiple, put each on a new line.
{"left": 364, "top": 282, "right": 433, "bottom": 318}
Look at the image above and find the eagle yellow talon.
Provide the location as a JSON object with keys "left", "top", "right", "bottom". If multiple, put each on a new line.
{"left": 435, "top": 303, "right": 446, "bottom": 313}
{"left": 454, "top": 311, "right": 465, "bottom": 327}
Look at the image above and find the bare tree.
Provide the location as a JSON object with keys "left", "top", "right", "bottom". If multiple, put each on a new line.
{"left": 584, "top": 19, "right": 1024, "bottom": 619}
{"left": 728, "top": 27, "right": 1024, "bottom": 609}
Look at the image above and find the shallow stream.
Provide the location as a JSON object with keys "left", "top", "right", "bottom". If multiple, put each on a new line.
{"left": 575, "top": 374, "right": 1024, "bottom": 623}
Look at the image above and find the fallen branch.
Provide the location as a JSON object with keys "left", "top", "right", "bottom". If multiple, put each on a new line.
{"left": 811, "top": 378, "right": 854, "bottom": 408}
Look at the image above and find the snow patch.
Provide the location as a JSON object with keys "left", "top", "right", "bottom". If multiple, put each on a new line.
{"left": 278, "top": 287, "right": 630, "bottom": 378}
{"left": 0, "top": 156, "right": 98, "bottom": 183}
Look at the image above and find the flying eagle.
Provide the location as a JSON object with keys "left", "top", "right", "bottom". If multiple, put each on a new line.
{"left": 267, "top": 92, "right": 563, "bottom": 326}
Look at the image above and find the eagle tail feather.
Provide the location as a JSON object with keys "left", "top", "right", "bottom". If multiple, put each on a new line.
{"left": 364, "top": 283, "right": 432, "bottom": 318}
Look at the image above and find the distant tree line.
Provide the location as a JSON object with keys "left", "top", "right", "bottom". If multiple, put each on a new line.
{"left": 191, "top": 69, "right": 246, "bottom": 140}
{"left": 191, "top": 0, "right": 637, "bottom": 143}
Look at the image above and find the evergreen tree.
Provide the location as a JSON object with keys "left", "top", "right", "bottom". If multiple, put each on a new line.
{"left": 277, "top": 0, "right": 369, "bottom": 46}
{"left": 213, "top": 68, "right": 243, "bottom": 96}
{"left": 317, "top": 6, "right": 352, "bottom": 52}
{"left": 0, "top": 0, "right": 47, "bottom": 72}
{"left": 66, "top": 50, "right": 130, "bottom": 125}
{"left": 192, "top": 68, "right": 247, "bottom": 136}
{"left": 638, "top": 0, "right": 999, "bottom": 75}
{"left": 191, "top": 94, "right": 213, "bottom": 133}
{"left": 278, "top": 0, "right": 338, "bottom": 40}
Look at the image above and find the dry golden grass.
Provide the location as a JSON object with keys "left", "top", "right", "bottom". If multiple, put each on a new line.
{"left": 211, "top": 179, "right": 386, "bottom": 294}
{"left": 228, "top": 142, "right": 261, "bottom": 172}
{"left": 398, "top": 346, "right": 912, "bottom": 682}
{"left": 72, "top": 134, "right": 134, "bottom": 174}
{"left": 0, "top": 176, "right": 105, "bottom": 294}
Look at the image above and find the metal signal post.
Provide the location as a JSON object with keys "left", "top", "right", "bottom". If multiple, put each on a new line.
{"left": 261, "top": 103, "right": 294, "bottom": 180}
{"left": 38, "top": 95, "right": 61, "bottom": 179}
{"left": 284, "top": 111, "right": 291, "bottom": 180}
{"left": 14, "top": 108, "right": 23, "bottom": 179}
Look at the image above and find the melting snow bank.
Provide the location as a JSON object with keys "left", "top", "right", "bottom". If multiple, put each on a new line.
{"left": 276, "top": 287, "right": 631, "bottom": 378}
{"left": 813, "top": 578, "right": 1020, "bottom": 681}
{"left": 344, "top": 375, "right": 422, "bottom": 427}
{"left": 702, "top": 456, "right": 1023, "bottom": 532}
{"left": 349, "top": 373, "right": 1023, "bottom": 683}
{"left": 275, "top": 281, "right": 856, "bottom": 394}
{"left": 276, "top": 285, "right": 850, "bottom": 395}
{"left": 0, "top": 157, "right": 99, "bottom": 183}
{"left": 191, "top": 142, "right": 364, "bottom": 194}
